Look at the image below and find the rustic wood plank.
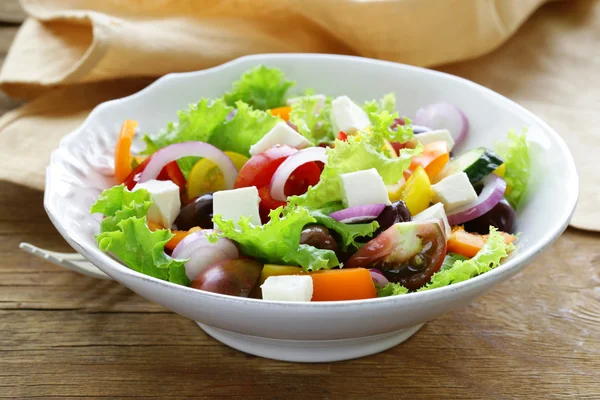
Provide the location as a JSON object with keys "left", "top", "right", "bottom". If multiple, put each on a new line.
{"left": 0, "top": 0, "right": 598, "bottom": 398}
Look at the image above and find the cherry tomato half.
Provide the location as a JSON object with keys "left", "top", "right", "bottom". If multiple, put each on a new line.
{"left": 123, "top": 156, "right": 186, "bottom": 191}
{"left": 345, "top": 221, "right": 446, "bottom": 291}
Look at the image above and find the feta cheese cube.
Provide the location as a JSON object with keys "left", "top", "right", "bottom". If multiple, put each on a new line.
{"left": 330, "top": 95, "right": 371, "bottom": 134}
{"left": 431, "top": 172, "right": 477, "bottom": 211}
{"left": 413, "top": 203, "right": 451, "bottom": 240}
{"left": 339, "top": 168, "right": 392, "bottom": 208}
{"left": 261, "top": 275, "right": 313, "bottom": 302}
{"left": 287, "top": 94, "right": 327, "bottom": 111}
{"left": 412, "top": 129, "right": 455, "bottom": 150}
{"left": 249, "top": 122, "right": 311, "bottom": 156}
{"left": 133, "top": 179, "right": 181, "bottom": 229}
{"left": 212, "top": 186, "right": 261, "bottom": 226}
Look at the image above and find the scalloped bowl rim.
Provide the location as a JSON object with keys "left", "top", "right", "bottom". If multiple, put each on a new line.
{"left": 44, "top": 53, "right": 578, "bottom": 309}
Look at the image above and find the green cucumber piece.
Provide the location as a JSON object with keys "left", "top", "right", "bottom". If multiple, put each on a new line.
{"left": 434, "top": 147, "right": 503, "bottom": 184}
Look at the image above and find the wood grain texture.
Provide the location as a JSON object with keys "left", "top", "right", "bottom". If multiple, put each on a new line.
{"left": 0, "top": 2, "right": 598, "bottom": 399}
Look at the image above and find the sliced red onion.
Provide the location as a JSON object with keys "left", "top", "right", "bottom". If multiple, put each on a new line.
{"left": 226, "top": 109, "right": 237, "bottom": 121}
{"left": 447, "top": 174, "right": 507, "bottom": 226}
{"left": 369, "top": 269, "right": 390, "bottom": 287}
{"left": 414, "top": 103, "right": 469, "bottom": 147}
{"left": 172, "top": 230, "right": 239, "bottom": 281}
{"left": 270, "top": 147, "right": 327, "bottom": 201}
{"left": 329, "top": 204, "right": 386, "bottom": 224}
{"left": 139, "top": 142, "right": 237, "bottom": 188}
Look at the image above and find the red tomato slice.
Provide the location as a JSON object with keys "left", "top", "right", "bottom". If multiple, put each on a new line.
{"left": 337, "top": 131, "right": 348, "bottom": 141}
{"left": 123, "top": 156, "right": 186, "bottom": 191}
{"left": 234, "top": 145, "right": 297, "bottom": 189}
{"left": 235, "top": 145, "right": 322, "bottom": 215}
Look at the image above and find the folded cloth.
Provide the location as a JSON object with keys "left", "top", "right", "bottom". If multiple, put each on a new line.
{"left": 1, "top": 0, "right": 595, "bottom": 231}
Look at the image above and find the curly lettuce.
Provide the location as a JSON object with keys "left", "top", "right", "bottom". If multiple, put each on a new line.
{"left": 363, "top": 93, "right": 396, "bottom": 122}
{"left": 289, "top": 95, "right": 335, "bottom": 145}
{"left": 309, "top": 203, "right": 379, "bottom": 251}
{"left": 142, "top": 98, "right": 232, "bottom": 175}
{"left": 211, "top": 206, "right": 339, "bottom": 271}
{"left": 369, "top": 110, "right": 414, "bottom": 148}
{"left": 223, "top": 65, "right": 295, "bottom": 110}
{"left": 496, "top": 129, "right": 530, "bottom": 209}
{"left": 209, "top": 101, "right": 280, "bottom": 157}
{"left": 418, "top": 227, "right": 514, "bottom": 291}
{"left": 90, "top": 185, "right": 189, "bottom": 285}
{"left": 376, "top": 282, "right": 409, "bottom": 297}
{"left": 289, "top": 131, "right": 422, "bottom": 209}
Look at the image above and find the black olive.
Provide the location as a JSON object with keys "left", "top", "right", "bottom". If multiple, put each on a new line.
{"left": 300, "top": 224, "right": 338, "bottom": 252}
{"left": 373, "top": 200, "right": 412, "bottom": 236}
{"left": 464, "top": 199, "right": 516, "bottom": 234}
{"left": 174, "top": 193, "right": 214, "bottom": 230}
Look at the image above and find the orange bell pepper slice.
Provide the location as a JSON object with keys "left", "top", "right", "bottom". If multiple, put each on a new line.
{"left": 310, "top": 268, "right": 376, "bottom": 301}
{"left": 409, "top": 141, "right": 450, "bottom": 181}
{"left": 447, "top": 226, "right": 516, "bottom": 258}
{"left": 269, "top": 106, "right": 292, "bottom": 121}
{"left": 148, "top": 221, "right": 202, "bottom": 251}
{"left": 114, "top": 120, "right": 138, "bottom": 183}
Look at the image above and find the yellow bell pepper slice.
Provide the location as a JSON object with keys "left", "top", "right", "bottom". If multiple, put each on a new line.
{"left": 187, "top": 151, "right": 248, "bottom": 198}
{"left": 401, "top": 166, "right": 432, "bottom": 215}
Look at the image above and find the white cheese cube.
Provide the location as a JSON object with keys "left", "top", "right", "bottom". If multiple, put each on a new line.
{"left": 133, "top": 179, "right": 181, "bottom": 229}
{"left": 339, "top": 168, "right": 392, "bottom": 208}
{"left": 287, "top": 94, "right": 327, "bottom": 111}
{"left": 212, "top": 186, "right": 261, "bottom": 226}
{"left": 261, "top": 275, "right": 313, "bottom": 302}
{"left": 330, "top": 95, "right": 371, "bottom": 134}
{"left": 431, "top": 172, "right": 477, "bottom": 212}
{"left": 249, "top": 122, "right": 312, "bottom": 156}
{"left": 413, "top": 203, "right": 451, "bottom": 240}
{"left": 412, "top": 129, "right": 455, "bottom": 150}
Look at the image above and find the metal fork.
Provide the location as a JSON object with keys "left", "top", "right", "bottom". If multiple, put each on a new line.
{"left": 19, "top": 242, "right": 112, "bottom": 280}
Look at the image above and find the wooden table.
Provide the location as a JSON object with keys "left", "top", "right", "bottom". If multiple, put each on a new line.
{"left": 0, "top": 2, "right": 598, "bottom": 399}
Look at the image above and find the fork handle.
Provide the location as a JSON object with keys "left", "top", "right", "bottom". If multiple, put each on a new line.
{"left": 19, "top": 243, "right": 113, "bottom": 280}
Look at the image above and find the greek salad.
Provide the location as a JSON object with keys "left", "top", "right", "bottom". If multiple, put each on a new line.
{"left": 91, "top": 65, "right": 530, "bottom": 301}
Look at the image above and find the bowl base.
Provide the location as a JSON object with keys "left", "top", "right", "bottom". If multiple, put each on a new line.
{"left": 197, "top": 322, "right": 424, "bottom": 362}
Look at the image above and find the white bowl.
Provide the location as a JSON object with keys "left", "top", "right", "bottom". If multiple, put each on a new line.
{"left": 44, "top": 54, "right": 578, "bottom": 362}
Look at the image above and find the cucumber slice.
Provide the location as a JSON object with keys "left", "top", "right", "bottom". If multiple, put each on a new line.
{"left": 433, "top": 147, "right": 503, "bottom": 184}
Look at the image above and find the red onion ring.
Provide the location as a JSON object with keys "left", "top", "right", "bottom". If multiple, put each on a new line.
{"left": 329, "top": 204, "right": 386, "bottom": 224}
{"left": 270, "top": 147, "right": 327, "bottom": 201}
{"left": 447, "top": 174, "right": 507, "bottom": 226}
{"left": 414, "top": 103, "right": 469, "bottom": 148}
{"left": 172, "top": 230, "right": 239, "bottom": 280}
{"left": 139, "top": 142, "right": 237, "bottom": 188}
{"left": 369, "top": 269, "right": 390, "bottom": 287}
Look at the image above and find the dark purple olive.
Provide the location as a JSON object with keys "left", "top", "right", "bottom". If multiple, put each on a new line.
{"left": 191, "top": 259, "right": 263, "bottom": 297}
{"left": 300, "top": 224, "right": 338, "bottom": 252}
{"left": 175, "top": 193, "right": 213, "bottom": 230}
{"left": 374, "top": 200, "right": 412, "bottom": 236}
{"left": 464, "top": 199, "right": 516, "bottom": 234}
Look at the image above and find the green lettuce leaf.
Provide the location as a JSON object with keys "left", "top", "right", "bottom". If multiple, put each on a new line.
{"left": 369, "top": 110, "right": 414, "bottom": 148}
{"left": 289, "top": 132, "right": 422, "bottom": 209}
{"left": 289, "top": 95, "right": 335, "bottom": 145}
{"left": 91, "top": 185, "right": 189, "bottom": 286}
{"left": 97, "top": 216, "right": 189, "bottom": 285}
{"left": 363, "top": 93, "right": 396, "bottom": 122}
{"left": 209, "top": 101, "right": 280, "bottom": 157}
{"left": 223, "top": 65, "right": 295, "bottom": 110}
{"left": 440, "top": 252, "right": 469, "bottom": 272}
{"left": 211, "top": 206, "right": 339, "bottom": 271}
{"left": 90, "top": 184, "right": 152, "bottom": 233}
{"left": 376, "top": 282, "right": 409, "bottom": 297}
{"left": 418, "top": 227, "right": 515, "bottom": 291}
{"left": 142, "top": 98, "right": 233, "bottom": 176}
{"left": 495, "top": 129, "right": 530, "bottom": 209}
{"left": 309, "top": 203, "right": 379, "bottom": 251}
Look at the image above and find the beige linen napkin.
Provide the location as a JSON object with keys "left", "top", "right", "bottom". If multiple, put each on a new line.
{"left": 1, "top": 0, "right": 595, "bottom": 230}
